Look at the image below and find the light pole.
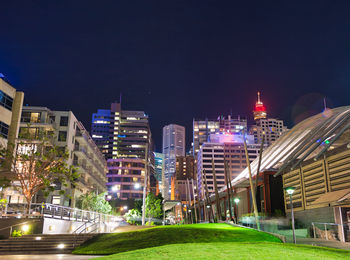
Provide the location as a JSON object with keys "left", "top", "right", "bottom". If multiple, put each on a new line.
{"left": 234, "top": 197, "right": 240, "bottom": 224}
{"left": 285, "top": 187, "right": 296, "bottom": 244}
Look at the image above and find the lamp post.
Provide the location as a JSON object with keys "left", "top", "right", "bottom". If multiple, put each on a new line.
{"left": 285, "top": 187, "right": 296, "bottom": 244}
{"left": 234, "top": 197, "right": 240, "bottom": 224}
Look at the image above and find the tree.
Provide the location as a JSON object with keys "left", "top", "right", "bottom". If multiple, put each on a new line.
{"left": 145, "top": 193, "right": 163, "bottom": 224}
{"left": 0, "top": 128, "right": 78, "bottom": 215}
{"left": 76, "top": 192, "right": 112, "bottom": 214}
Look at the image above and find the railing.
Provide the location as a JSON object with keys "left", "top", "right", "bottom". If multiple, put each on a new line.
{"left": 3, "top": 203, "right": 118, "bottom": 224}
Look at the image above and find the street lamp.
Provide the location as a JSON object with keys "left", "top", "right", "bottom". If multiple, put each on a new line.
{"left": 285, "top": 187, "right": 296, "bottom": 244}
{"left": 233, "top": 197, "right": 240, "bottom": 224}
{"left": 134, "top": 183, "right": 141, "bottom": 189}
{"left": 112, "top": 185, "right": 119, "bottom": 192}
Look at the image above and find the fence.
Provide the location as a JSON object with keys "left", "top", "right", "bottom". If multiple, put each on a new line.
{"left": 311, "top": 222, "right": 349, "bottom": 242}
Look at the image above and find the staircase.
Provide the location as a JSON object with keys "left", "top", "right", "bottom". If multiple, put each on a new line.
{"left": 0, "top": 234, "right": 96, "bottom": 254}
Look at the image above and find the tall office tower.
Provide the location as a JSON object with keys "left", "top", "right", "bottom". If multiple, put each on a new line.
{"left": 92, "top": 102, "right": 153, "bottom": 200}
{"left": 15, "top": 106, "right": 107, "bottom": 206}
{"left": 109, "top": 102, "right": 151, "bottom": 160}
{"left": 162, "top": 124, "right": 185, "bottom": 199}
{"left": 91, "top": 109, "right": 111, "bottom": 156}
{"left": 253, "top": 91, "right": 267, "bottom": 121}
{"left": 0, "top": 74, "right": 24, "bottom": 149}
{"left": 250, "top": 92, "right": 288, "bottom": 145}
{"left": 197, "top": 132, "right": 262, "bottom": 199}
{"left": 192, "top": 116, "right": 247, "bottom": 157}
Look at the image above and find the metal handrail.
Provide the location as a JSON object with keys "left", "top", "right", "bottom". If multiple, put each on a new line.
{"left": 73, "top": 216, "right": 100, "bottom": 234}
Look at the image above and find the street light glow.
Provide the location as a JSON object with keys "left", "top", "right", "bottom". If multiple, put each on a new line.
{"left": 134, "top": 183, "right": 141, "bottom": 189}
{"left": 21, "top": 225, "right": 29, "bottom": 232}
{"left": 112, "top": 185, "right": 119, "bottom": 192}
{"left": 285, "top": 187, "right": 296, "bottom": 195}
{"left": 234, "top": 197, "right": 240, "bottom": 204}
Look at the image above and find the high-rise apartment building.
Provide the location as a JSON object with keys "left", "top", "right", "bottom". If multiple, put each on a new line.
{"left": 249, "top": 118, "right": 288, "bottom": 145}
{"left": 0, "top": 74, "right": 24, "bottom": 149}
{"left": 162, "top": 124, "right": 185, "bottom": 199}
{"left": 14, "top": 106, "right": 107, "bottom": 206}
{"left": 92, "top": 102, "right": 153, "bottom": 200}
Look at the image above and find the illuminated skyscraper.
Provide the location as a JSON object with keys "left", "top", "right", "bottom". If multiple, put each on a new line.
{"left": 91, "top": 109, "right": 111, "bottom": 156}
{"left": 253, "top": 91, "right": 267, "bottom": 121}
{"left": 192, "top": 116, "right": 247, "bottom": 157}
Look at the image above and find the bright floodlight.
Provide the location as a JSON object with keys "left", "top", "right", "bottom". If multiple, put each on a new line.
{"left": 112, "top": 185, "right": 119, "bottom": 192}
{"left": 134, "top": 183, "right": 141, "bottom": 189}
{"left": 206, "top": 205, "right": 210, "bottom": 208}
{"left": 285, "top": 187, "right": 296, "bottom": 195}
{"left": 57, "top": 244, "right": 65, "bottom": 249}
{"left": 21, "top": 225, "right": 29, "bottom": 232}
{"left": 123, "top": 206, "right": 128, "bottom": 210}
{"left": 234, "top": 197, "right": 240, "bottom": 204}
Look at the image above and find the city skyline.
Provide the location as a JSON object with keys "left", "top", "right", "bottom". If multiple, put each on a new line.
{"left": 2, "top": 1, "right": 350, "bottom": 151}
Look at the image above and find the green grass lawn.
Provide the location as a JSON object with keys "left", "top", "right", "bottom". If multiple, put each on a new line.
{"left": 73, "top": 223, "right": 280, "bottom": 255}
{"left": 73, "top": 223, "right": 350, "bottom": 259}
{"left": 99, "top": 242, "right": 350, "bottom": 260}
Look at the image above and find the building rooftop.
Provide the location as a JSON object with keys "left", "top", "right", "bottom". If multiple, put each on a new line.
{"left": 229, "top": 106, "right": 350, "bottom": 188}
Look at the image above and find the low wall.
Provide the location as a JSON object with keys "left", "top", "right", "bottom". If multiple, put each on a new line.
{"left": 0, "top": 218, "right": 43, "bottom": 238}
{"left": 0, "top": 217, "right": 121, "bottom": 238}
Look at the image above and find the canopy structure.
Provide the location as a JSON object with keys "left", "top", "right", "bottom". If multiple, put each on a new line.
{"left": 311, "top": 189, "right": 350, "bottom": 205}
{"left": 223, "top": 106, "right": 350, "bottom": 191}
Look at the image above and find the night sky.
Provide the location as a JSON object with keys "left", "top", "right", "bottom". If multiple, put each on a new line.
{"left": 1, "top": 1, "right": 350, "bottom": 152}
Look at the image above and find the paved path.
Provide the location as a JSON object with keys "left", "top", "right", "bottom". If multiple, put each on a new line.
{"left": 0, "top": 255, "right": 99, "bottom": 260}
{"left": 285, "top": 236, "right": 350, "bottom": 250}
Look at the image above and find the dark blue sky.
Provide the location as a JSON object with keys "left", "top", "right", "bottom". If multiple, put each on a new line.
{"left": 1, "top": 1, "right": 350, "bottom": 151}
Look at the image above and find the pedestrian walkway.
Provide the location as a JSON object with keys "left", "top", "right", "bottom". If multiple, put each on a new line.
{"left": 285, "top": 236, "right": 350, "bottom": 250}
{"left": 0, "top": 255, "right": 97, "bottom": 260}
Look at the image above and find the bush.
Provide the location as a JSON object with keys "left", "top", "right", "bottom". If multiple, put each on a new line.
{"left": 125, "top": 209, "right": 141, "bottom": 225}
{"left": 12, "top": 230, "right": 23, "bottom": 237}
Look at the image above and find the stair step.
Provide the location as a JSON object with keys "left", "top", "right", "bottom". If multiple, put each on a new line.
{"left": 0, "top": 233, "right": 98, "bottom": 254}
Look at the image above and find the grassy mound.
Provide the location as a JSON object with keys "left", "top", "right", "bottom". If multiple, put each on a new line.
{"left": 73, "top": 223, "right": 281, "bottom": 255}
{"left": 98, "top": 242, "right": 350, "bottom": 260}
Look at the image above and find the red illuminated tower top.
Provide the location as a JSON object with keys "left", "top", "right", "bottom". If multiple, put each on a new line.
{"left": 253, "top": 91, "right": 267, "bottom": 120}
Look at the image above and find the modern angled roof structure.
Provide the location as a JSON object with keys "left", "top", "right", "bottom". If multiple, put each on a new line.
{"left": 223, "top": 106, "right": 350, "bottom": 190}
